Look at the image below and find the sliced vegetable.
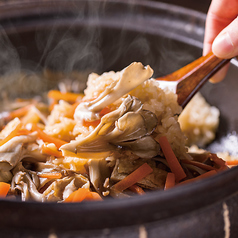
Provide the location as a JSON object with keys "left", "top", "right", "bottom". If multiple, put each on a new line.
{"left": 63, "top": 102, "right": 80, "bottom": 118}
{"left": 38, "top": 172, "right": 62, "bottom": 179}
{"left": 48, "top": 90, "right": 84, "bottom": 103}
{"left": 0, "top": 182, "right": 10, "bottom": 197}
{"left": 64, "top": 188, "right": 102, "bottom": 202}
{"left": 31, "top": 124, "right": 67, "bottom": 149}
{"left": 82, "top": 106, "right": 111, "bottom": 128}
{"left": 41, "top": 144, "right": 63, "bottom": 157}
{"left": 6, "top": 104, "right": 33, "bottom": 121}
{"left": 158, "top": 136, "right": 186, "bottom": 182}
{"left": 82, "top": 119, "right": 101, "bottom": 128}
{"left": 112, "top": 163, "right": 153, "bottom": 192}
{"left": 164, "top": 172, "right": 175, "bottom": 190}
{"left": 129, "top": 184, "right": 145, "bottom": 195}
{"left": 181, "top": 159, "right": 216, "bottom": 171}
{"left": 0, "top": 122, "right": 23, "bottom": 147}
{"left": 225, "top": 160, "right": 238, "bottom": 166}
{"left": 180, "top": 170, "right": 217, "bottom": 185}
{"left": 210, "top": 153, "right": 228, "bottom": 168}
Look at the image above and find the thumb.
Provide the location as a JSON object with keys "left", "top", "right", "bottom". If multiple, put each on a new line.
{"left": 212, "top": 16, "right": 238, "bottom": 59}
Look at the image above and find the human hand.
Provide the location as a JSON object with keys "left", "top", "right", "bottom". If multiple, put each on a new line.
{"left": 203, "top": 0, "right": 238, "bottom": 83}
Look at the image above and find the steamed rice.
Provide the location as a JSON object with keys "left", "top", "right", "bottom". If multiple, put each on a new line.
{"left": 84, "top": 71, "right": 188, "bottom": 160}
{"left": 179, "top": 92, "right": 220, "bottom": 147}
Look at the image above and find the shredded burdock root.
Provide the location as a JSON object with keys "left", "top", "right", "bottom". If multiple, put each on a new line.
{"left": 0, "top": 62, "right": 229, "bottom": 202}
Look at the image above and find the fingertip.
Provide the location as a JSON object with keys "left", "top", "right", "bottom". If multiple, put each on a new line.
{"left": 212, "top": 31, "right": 234, "bottom": 58}
{"left": 209, "top": 64, "right": 230, "bottom": 83}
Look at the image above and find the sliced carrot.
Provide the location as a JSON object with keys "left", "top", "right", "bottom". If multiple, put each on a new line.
{"left": 164, "top": 172, "right": 176, "bottom": 190}
{"left": 210, "top": 153, "right": 227, "bottom": 168}
{"left": 99, "top": 106, "right": 111, "bottom": 117}
{"left": 63, "top": 102, "right": 80, "bottom": 118}
{"left": 180, "top": 170, "right": 217, "bottom": 185}
{"left": 225, "top": 160, "right": 238, "bottom": 166}
{"left": 17, "top": 128, "right": 31, "bottom": 135}
{"left": 49, "top": 99, "right": 58, "bottom": 112}
{"left": 48, "top": 90, "right": 84, "bottom": 103}
{"left": 158, "top": 136, "right": 186, "bottom": 182}
{"left": 129, "top": 184, "right": 145, "bottom": 195}
{"left": 31, "top": 124, "right": 67, "bottom": 149}
{"left": 64, "top": 188, "right": 102, "bottom": 203}
{"left": 38, "top": 172, "right": 62, "bottom": 179}
{"left": 181, "top": 159, "right": 216, "bottom": 171}
{"left": 64, "top": 188, "right": 89, "bottom": 202}
{"left": 0, "top": 182, "right": 10, "bottom": 197}
{"left": 85, "top": 192, "right": 103, "bottom": 201}
{"left": 41, "top": 144, "right": 63, "bottom": 157}
{"left": 0, "top": 122, "right": 23, "bottom": 147}
{"left": 7, "top": 104, "right": 33, "bottom": 120}
{"left": 83, "top": 119, "right": 101, "bottom": 128}
{"left": 112, "top": 163, "right": 153, "bottom": 192}
{"left": 82, "top": 107, "right": 111, "bottom": 128}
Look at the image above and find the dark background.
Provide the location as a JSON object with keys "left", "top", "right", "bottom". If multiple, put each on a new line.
{"left": 155, "top": 0, "right": 211, "bottom": 13}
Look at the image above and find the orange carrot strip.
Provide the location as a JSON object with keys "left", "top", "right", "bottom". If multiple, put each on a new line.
{"left": 17, "top": 128, "right": 31, "bottom": 136}
{"left": 38, "top": 172, "right": 62, "bottom": 179}
{"left": 181, "top": 159, "right": 216, "bottom": 171}
{"left": 0, "top": 182, "right": 10, "bottom": 197}
{"left": 225, "top": 160, "right": 238, "bottom": 166}
{"left": 210, "top": 153, "right": 227, "bottom": 167}
{"left": 41, "top": 144, "right": 63, "bottom": 157}
{"left": 7, "top": 104, "right": 33, "bottom": 120}
{"left": 48, "top": 90, "right": 84, "bottom": 103}
{"left": 82, "top": 107, "right": 111, "bottom": 128}
{"left": 99, "top": 106, "right": 111, "bottom": 117}
{"left": 85, "top": 192, "right": 103, "bottom": 201}
{"left": 83, "top": 119, "right": 101, "bottom": 128}
{"left": 113, "top": 163, "right": 153, "bottom": 192}
{"left": 158, "top": 136, "right": 186, "bottom": 182}
{"left": 129, "top": 184, "right": 145, "bottom": 195}
{"left": 0, "top": 122, "right": 23, "bottom": 147}
{"left": 64, "top": 188, "right": 102, "bottom": 203}
{"left": 63, "top": 102, "right": 80, "bottom": 118}
{"left": 164, "top": 172, "right": 176, "bottom": 190}
{"left": 64, "top": 188, "right": 88, "bottom": 202}
{"left": 31, "top": 124, "right": 67, "bottom": 149}
{"left": 180, "top": 170, "right": 217, "bottom": 185}
{"left": 49, "top": 99, "right": 58, "bottom": 111}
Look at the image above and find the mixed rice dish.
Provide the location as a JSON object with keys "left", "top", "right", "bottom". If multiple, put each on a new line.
{"left": 0, "top": 62, "right": 231, "bottom": 202}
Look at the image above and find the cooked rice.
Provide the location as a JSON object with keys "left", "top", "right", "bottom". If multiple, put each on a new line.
{"left": 84, "top": 72, "right": 188, "bottom": 160}
{"left": 178, "top": 92, "right": 220, "bottom": 147}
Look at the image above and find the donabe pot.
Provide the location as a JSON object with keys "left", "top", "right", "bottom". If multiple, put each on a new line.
{"left": 0, "top": 1, "right": 238, "bottom": 237}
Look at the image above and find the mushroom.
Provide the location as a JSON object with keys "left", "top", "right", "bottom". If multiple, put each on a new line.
{"left": 74, "top": 62, "right": 153, "bottom": 123}
{"left": 0, "top": 132, "right": 43, "bottom": 177}
{"left": 88, "top": 158, "right": 111, "bottom": 195}
{"left": 61, "top": 96, "right": 160, "bottom": 159}
{"left": 11, "top": 162, "right": 90, "bottom": 202}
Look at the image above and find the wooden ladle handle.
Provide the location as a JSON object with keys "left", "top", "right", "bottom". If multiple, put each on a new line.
{"left": 176, "top": 52, "right": 230, "bottom": 108}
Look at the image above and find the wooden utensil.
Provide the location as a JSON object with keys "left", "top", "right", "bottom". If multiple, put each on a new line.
{"left": 156, "top": 52, "right": 231, "bottom": 108}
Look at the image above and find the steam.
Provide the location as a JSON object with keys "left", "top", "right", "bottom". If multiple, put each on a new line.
{"left": 0, "top": 0, "right": 202, "bottom": 101}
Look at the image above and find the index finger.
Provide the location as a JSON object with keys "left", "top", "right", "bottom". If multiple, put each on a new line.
{"left": 203, "top": 0, "right": 238, "bottom": 55}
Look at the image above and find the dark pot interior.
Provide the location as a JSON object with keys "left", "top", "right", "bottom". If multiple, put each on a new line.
{"left": 0, "top": 1, "right": 238, "bottom": 237}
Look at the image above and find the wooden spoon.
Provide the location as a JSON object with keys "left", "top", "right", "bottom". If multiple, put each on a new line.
{"left": 156, "top": 52, "right": 231, "bottom": 108}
